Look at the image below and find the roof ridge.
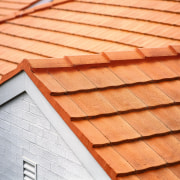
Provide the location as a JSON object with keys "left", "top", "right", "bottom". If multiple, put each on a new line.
{"left": 25, "top": 45, "right": 180, "bottom": 72}
{"left": 0, "top": 0, "right": 75, "bottom": 24}
{"left": 1, "top": 45, "right": 179, "bottom": 85}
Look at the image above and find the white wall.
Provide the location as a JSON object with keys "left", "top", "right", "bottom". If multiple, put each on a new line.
{"left": 0, "top": 93, "right": 93, "bottom": 180}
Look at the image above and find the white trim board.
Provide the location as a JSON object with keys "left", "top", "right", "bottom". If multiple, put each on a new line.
{"left": 0, "top": 72, "right": 110, "bottom": 180}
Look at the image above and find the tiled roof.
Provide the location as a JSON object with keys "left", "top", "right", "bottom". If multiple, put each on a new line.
{"left": 0, "top": 1, "right": 180, "bottom": 179}
{"left": 0, "top": 0, "right": 180, "bottom": 79}
{"left": 0, "top": 0, "right": 41, "bottom": 17}
{"left": 1, "top": 46, "right": 180, "bottom": 179}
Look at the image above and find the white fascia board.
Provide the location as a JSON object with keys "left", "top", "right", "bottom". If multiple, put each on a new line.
{"left": 0, "top": 71, "right": 111, "bottom": 180}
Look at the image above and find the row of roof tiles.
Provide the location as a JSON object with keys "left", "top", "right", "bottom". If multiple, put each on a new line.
{"left": 22, "top": 47, "right": 180, "bottom": 179}
{"left": 0, "top": 0, "right": 180, "bottom": 179}
{"left": 2, "top": 46, "right": 180, "bottom": 179}
{"left": 0, "top": 0, "right": 180, "bottom": 80}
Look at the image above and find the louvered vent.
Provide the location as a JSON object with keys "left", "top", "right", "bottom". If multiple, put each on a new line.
{"left": 23, "top": 158, "right": 37, "bottom": 180}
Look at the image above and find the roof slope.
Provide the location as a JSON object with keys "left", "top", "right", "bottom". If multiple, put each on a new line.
{"left": 0, "top": 0, "right": 41, "bottom": 17}
{"left": 0, "top": 0, "right": 180, "bottom": 79}
{"left": 1, "top": 46, "right": 180, "bottom": 179}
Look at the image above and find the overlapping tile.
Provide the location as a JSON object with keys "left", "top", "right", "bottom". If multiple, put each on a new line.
{"left": 20, "top": 46, "right": 180, "bottom": 179}
{"left": 0, "top": 0, "right": 180, "bottom": 77}
{"left": 0, "top": 0, "right": 180, "bottom": 179}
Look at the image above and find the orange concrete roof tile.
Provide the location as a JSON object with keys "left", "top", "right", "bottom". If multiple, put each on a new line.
{"left": 129, "top": 84, "right": 173, "bottom": 107}
{"left": 137, "top": 60, "right": 178, "bottom": 80}
{"left": 150, "top": 106, "right": 180, "bottom": 131}
{"left": 114, "top": 140, "right": 165, "bottom": 171}
{"left": 110, "top": 64, "right": 151, "bottom": 84}
{"left": 33, "top": 72, "right": 67, "bottom": 95}
{"left": 145, "top": 134, "right": 180, "bottom": 163}
{"left": 89, "top": 116, "right": 141, "bottom": 144}
{"left": 156, "top": 80, "right": 180, "bottom": 102}
{"left": 137, "top": 167, "right": 180, "bottom": 180}
{"left": 0, "top": 0, "right": 179, "bottom": 74}
{"left": 50, "top": 69, "right": 96, "bottom": 93}
{"left": 101, "top": 88, "right": 146, "bottom": 112}
{"left": 72, "top": 119, "right": 110, "bottom": 147}
{"left": 168, "top": 164, "right": 180, "bottom": 179}
{"left": 120, "top": 111, "right": 170, "bottom": 137}
{"left": 70, "top": 91, "right": 117, "bottom": 117}
{"left": 81, "top": 67, "right": 124, "bottom": 88}
{"left": 94, "top": 146, "right": 135, "bottom": 177}
{"left": 15, "top": 46, "right": 179, "bottom": 179}
{"left": 1, "top": 0, "right": 180, "bottom": 179}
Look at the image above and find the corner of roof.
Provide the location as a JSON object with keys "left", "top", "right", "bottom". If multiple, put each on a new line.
{"left": 0, "top": 0, "right": 75, "bottom": 24}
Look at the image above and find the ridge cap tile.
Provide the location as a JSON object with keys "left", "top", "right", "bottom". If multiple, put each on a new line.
{"left": 139, "top": 46, "right": 178, "bottom": 58}
{"left": 171, "top": 45, "right": 180, "bottom": 54}
{"left": 26, "top": 57, "right": 72, "bottom": 69}
{"left": 103, "top": 49, "right": 144, "bottom": 61}
{"left": 65, "top": 53, "right": 109, "bottom": 66}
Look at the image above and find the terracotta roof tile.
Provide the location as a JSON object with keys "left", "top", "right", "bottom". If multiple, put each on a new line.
{"left": 169, "top": 164, "right": 180, "bottom": 179}
{"left": 117, "top": 175, "right": 139, "bottom": 180}
{"left": 145, "top": 134, "right": 180, "bottom": 163}
{"left": 114, "top": 140, "right": 165, "bottom": 171}
{"left": 95, "top": 146, "right": 134, "bottom": 176}
{"left": 1, "top": 0, "right": 180, "bottom": 179}
{"left": 50, "top": 70, "right": 96, "bottom": 92}
{"left": 104, "top": 50, "right": 144, "bottom": 62}
{"left": 1, "top": 45, "right": 180, "bottom": 179}
{"left": 72, "top": 120, "right": 110, "bottom": 147}
{"left": 0, "top": 0, "right": 40, "bottom": 18}
{"left": 137, "top": 167, "right": 180, "bottom": 180}
{"left": 150, "top": 106, "right": 180, "bottom": 131}
{"left": 129, "top": 84, "right": 173, "bottom": 107}
{"left": 137, "top": 61, "right": 178, "bottom": 80}
{"left": 157, "top": 80, "right": 180, "bottom": 102}
{"left": 0, "top": 60, "right": 17, "bottom": 75}
{"left": 70, "top": 91, "right": 117, "bottom": 117}
{"left": 65, "top": 54, "right": 109, "bottom": 66}
{"left": 54, "top": 95, "right": 87, "bottom": 120}
{"left": 89, "top": 116, "right": 141, "bottom": 144}
{"left": 163, "top": 58, "right": 180, "bottom": 76}
{"left": 27, "top": 58, "right": 72, "bottom": 70}
{"left": 172, "top": 45, "right": 180, "bottom": 54}
{"left": 81, "top": 67, "right": 124, "bottom": 88}
{"left": 101, "top": 88, "right": 146, "bottom": 112}
{"left": 110, "top": 64, "right": 151, "bottom": 84}
{"left": 174, "top": 133, "right": 180, "bottom": 141}
{"left": 139, "top": 47, "right": 177, "bottom": 57}
{"left": 120, "top": 111, "right": 170, "bottom": 137}
{"left": 33, "top": 72, "right": 67, "bottom": 95}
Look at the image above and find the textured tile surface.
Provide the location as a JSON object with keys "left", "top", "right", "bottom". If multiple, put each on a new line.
{"left": 1, "top": 0, "right": 180, "bottom": 179}
{"left": 7, "top": 47, "right": 179, "bottom": 179}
